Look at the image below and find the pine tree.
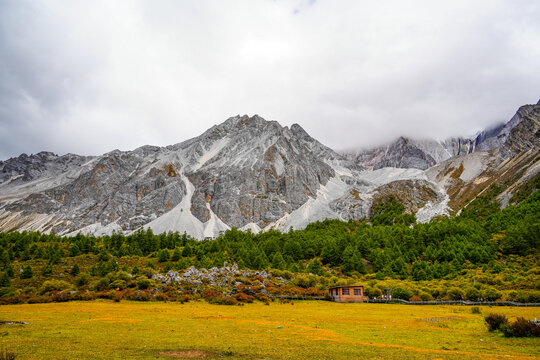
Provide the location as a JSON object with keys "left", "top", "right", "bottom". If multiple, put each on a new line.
{"left": 0, "top": 272, "right": 10, "bottom": 287}
{"left": 271, "top": 252, "right": 285, "bottom": 270}
{"left": 158, "top": 249, "right": 170, "bottom": 262}
{"left": 41, "top": 264, "right": 53, "bottom": 276}
{"left": 182, "top": 244, "right": 192, "bottom": 257}
{"left": 21, "top": 265, "right": 34, "bottom": 279}
{"left": 70, "top": 244, "right": 81, "bottom": 257}
{"left": 0, "top": 249, "right": 10, "bottom": 268}
{"left": 171, "top": 248, "right": 181, "bottom": 262}
{"left": 307, "top": 259, "right": 323, "bottom": 275}
{"left": 21, "top": 249, "right": 31, "bottom": 261}
{"left": 70, "top": 264, "right": 80, "bottom": 276}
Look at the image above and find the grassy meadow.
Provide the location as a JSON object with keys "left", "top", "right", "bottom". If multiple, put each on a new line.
{"left": 0, "top": 301, "right": 539, "bottom": 359}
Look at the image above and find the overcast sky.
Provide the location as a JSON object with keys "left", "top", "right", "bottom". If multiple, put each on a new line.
{"left": 1, "top": 0, "right": 539, "bottom": 160}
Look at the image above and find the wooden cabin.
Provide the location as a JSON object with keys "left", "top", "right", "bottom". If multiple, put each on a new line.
{"left": 329, "top": 285, "right": 368, "bottom": 303}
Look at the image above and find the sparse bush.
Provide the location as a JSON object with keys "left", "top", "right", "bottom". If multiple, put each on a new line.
{"left": 365, "top": 287, "right": 382, "bottom": 298}
{"left": 20, "top": 265, "right": 34, "bottom": 279}
{"left": 70, "top": 264, "right": 80, "bottom": 276}
{"left": 447, "top": 287, "right": 465, "bottom": 300}
{"left": 75, "top": 273, "right": 90, "bottom": 287}
{"left": 114, "top": 271, "right": 131, "bottom": 282}
{"left": 110, "top": 279, "right": 126, "bottom": 290}
{"left": 142, "top": 268, "right": 155, "bottom": 278}
{"left": 465, "top": 287, "right": 481, "bottom": 301}
{"left": 93, "top": 277, "right": 110, "bottom": 291}
{"left": 254, "top": 293, "right": 270, "bottom": 303}
{"left": 95, "top": 290, "right": 115, "bottom": 300}
{"left": 137, "top": 278, "right": 151, "bottom": 290}
{"left": 526, "top": 291, "right": 540, "bottom": 303}
{"left": 302, "top": 286, "right": 325, "bottom": 297}
{"left": 269, "top": 269, "right": 293, "bottom": 280}
{"left": 409, "top": 295, "right": 422, "bottom": 302}
{"left": 483, "top": 288, "right": 501, "bottom": 301}
{"left": 27, "top": 296, "right": 50, "bottom": 304}
{"left": 391, "top": 287, "right": 413, "bottom": 300}
{"left": 485, "top": 313, "right": 508, "bottom": 331}
{"left": 294, "top": 275, "right": 317, "bottom": 289}
{"left": 210, "top": 296, "right": 241, "bottom": 306}
{"left": 124, "top": 290, "right": 151, "bottom": 301}
{"left": 154, "top": 292, "right": 171, "bottom": 302}
{"left": 41, "top": 264, "right": 53, "bottom": 276}
{"left": 202, "top": 290, "right": 222, "bottom": 301}
{"left": 501, "top": 317, "right": 540, "bottom": 337}
{"left": 234, "top": 292, "right": 254, "bottom": 303}
{"left": 177, "top": 294, "right": 191, "bottom": 304}
{"left": 39, "top": 280, "right": 72, "bottom": 294}
{"left": 471, "top": 306, "right": 481, "bottom": 314}
{"left": 418, "top": 291, "right": 433, "bottom": 301}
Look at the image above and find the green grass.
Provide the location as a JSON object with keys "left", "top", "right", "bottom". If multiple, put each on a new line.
{"left": 0, "top": 301, "right": 538, "bottom": 359}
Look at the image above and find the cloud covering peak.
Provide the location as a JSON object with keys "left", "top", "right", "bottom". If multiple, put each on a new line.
{"left": 1, "top": 0, "right": 539, "bottom": 159}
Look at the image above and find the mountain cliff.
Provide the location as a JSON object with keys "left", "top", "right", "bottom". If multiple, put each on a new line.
{"left": 0, "top": 101, "right": 538, "bottom": 238}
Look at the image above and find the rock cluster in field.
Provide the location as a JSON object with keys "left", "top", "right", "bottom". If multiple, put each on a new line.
{"left": 151, "top": 263, "right": 283, "bottom": 289}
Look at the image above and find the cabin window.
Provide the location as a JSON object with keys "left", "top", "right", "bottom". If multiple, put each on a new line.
{"left": 354, "top": 288, "right": 362, "bottom": 296}
{"left": 342, "top": 288, "right": 350, "bottom": 295}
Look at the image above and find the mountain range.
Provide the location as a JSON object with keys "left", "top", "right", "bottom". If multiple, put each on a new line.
{"left": 0, "top": 100, "right": 538, "bottom": 238}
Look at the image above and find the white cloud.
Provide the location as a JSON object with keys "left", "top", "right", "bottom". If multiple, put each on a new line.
{"left": 0, "top": 0, "right": 539, "bottom": 159}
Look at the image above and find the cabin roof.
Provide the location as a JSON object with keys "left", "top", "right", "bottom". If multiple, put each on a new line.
{"left": 328, "top": 285, "right": 364, "bottom": 290}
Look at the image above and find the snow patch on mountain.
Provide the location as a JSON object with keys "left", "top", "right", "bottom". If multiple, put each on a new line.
{"left": 203, "top": 203, "right": 230, "bottom": 238}
{"left": 270, "top": 174, "right": 350, "bottom": 231}
{"left": 239, "top": 222, "right": 261, "bottom": 234}
{"left": 357, "top": 167, "right": 427, "bottom": 186}
{"left": 415, "top": 194, "right": 450, "bottom": 223}
{"left": 190, "top": 137, "right": 230, "bottom": 172}
{"left": 66, "top": 221, "right": 123, "bottom": 237}
{"left": 143, "top": 176, "right": 206, "bottom": 238}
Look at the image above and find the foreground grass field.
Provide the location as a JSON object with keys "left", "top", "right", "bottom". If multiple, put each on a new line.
{"left": 0, "top": 301, "right": 538, "bottom": 359}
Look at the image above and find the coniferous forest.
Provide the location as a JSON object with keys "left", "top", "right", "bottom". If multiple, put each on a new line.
{"left": 0, "top": 181, "right": 538, "bottom": 305}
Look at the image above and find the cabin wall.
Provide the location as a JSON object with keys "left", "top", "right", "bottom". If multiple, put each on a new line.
{"left": 330, "top": 287, "right": 367, "bottom": 303}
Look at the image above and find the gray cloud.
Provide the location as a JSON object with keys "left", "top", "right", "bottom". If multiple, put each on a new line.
{"left": 1, "top": 0, "right": 539, "bottom": 159}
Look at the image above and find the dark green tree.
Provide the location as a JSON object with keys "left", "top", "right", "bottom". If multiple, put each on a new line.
{"left": 307, "top": 259, "right": 323, "bottom": 275}
{"left": 21, "top": 265, "right": 34, "bottom": 279}
{"left": 158, "top": 249, "right": 170, "bottom": 263}
{"left": 171, "top": 248, "right": 181, "bottom": 262}
{"left": 70, "top": 264, "right": 80, "bottom": 276}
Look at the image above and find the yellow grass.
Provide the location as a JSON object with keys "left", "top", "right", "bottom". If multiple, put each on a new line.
{"left": 0, "top": 301, "right": 539, "bottom": 359}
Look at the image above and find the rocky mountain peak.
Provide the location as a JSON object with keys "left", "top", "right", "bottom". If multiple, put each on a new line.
{"left": 290, "top": 123, "right": 311, "bottom": 139}
{"left": 345, "top": 101, "right": 538, "bottom": 171}
{"left": 0, "top": 102, "right": 537, "bottom": 239}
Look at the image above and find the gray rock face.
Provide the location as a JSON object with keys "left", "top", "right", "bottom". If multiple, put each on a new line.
{"left": 3, "top": 148, "right": 187, "bottom": 233}
{"left": 371, "top": 179, "right": 443, "bottom": 214}
{"left": 0, "top": 114, "right": 349, "bottom": 236}
{"left": 502, "top": 101, "right": 540, "bottom": 155}
{"left": 0, "top": 151, "right": 92, "bottom": 185}
{"left": 186, "top": 117, "right": 337, "bottom": 228}
{"left": 0, "top": 102, "right": 537, "bottom": 237}
{"left": 474, "top": 104, "right": 535, "bottom": 152}
{"left": 344, "top": 137, "right": 473, "bottom": 171}
{"left": 329, "top": 189, "right": 371, "bottom": 221}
